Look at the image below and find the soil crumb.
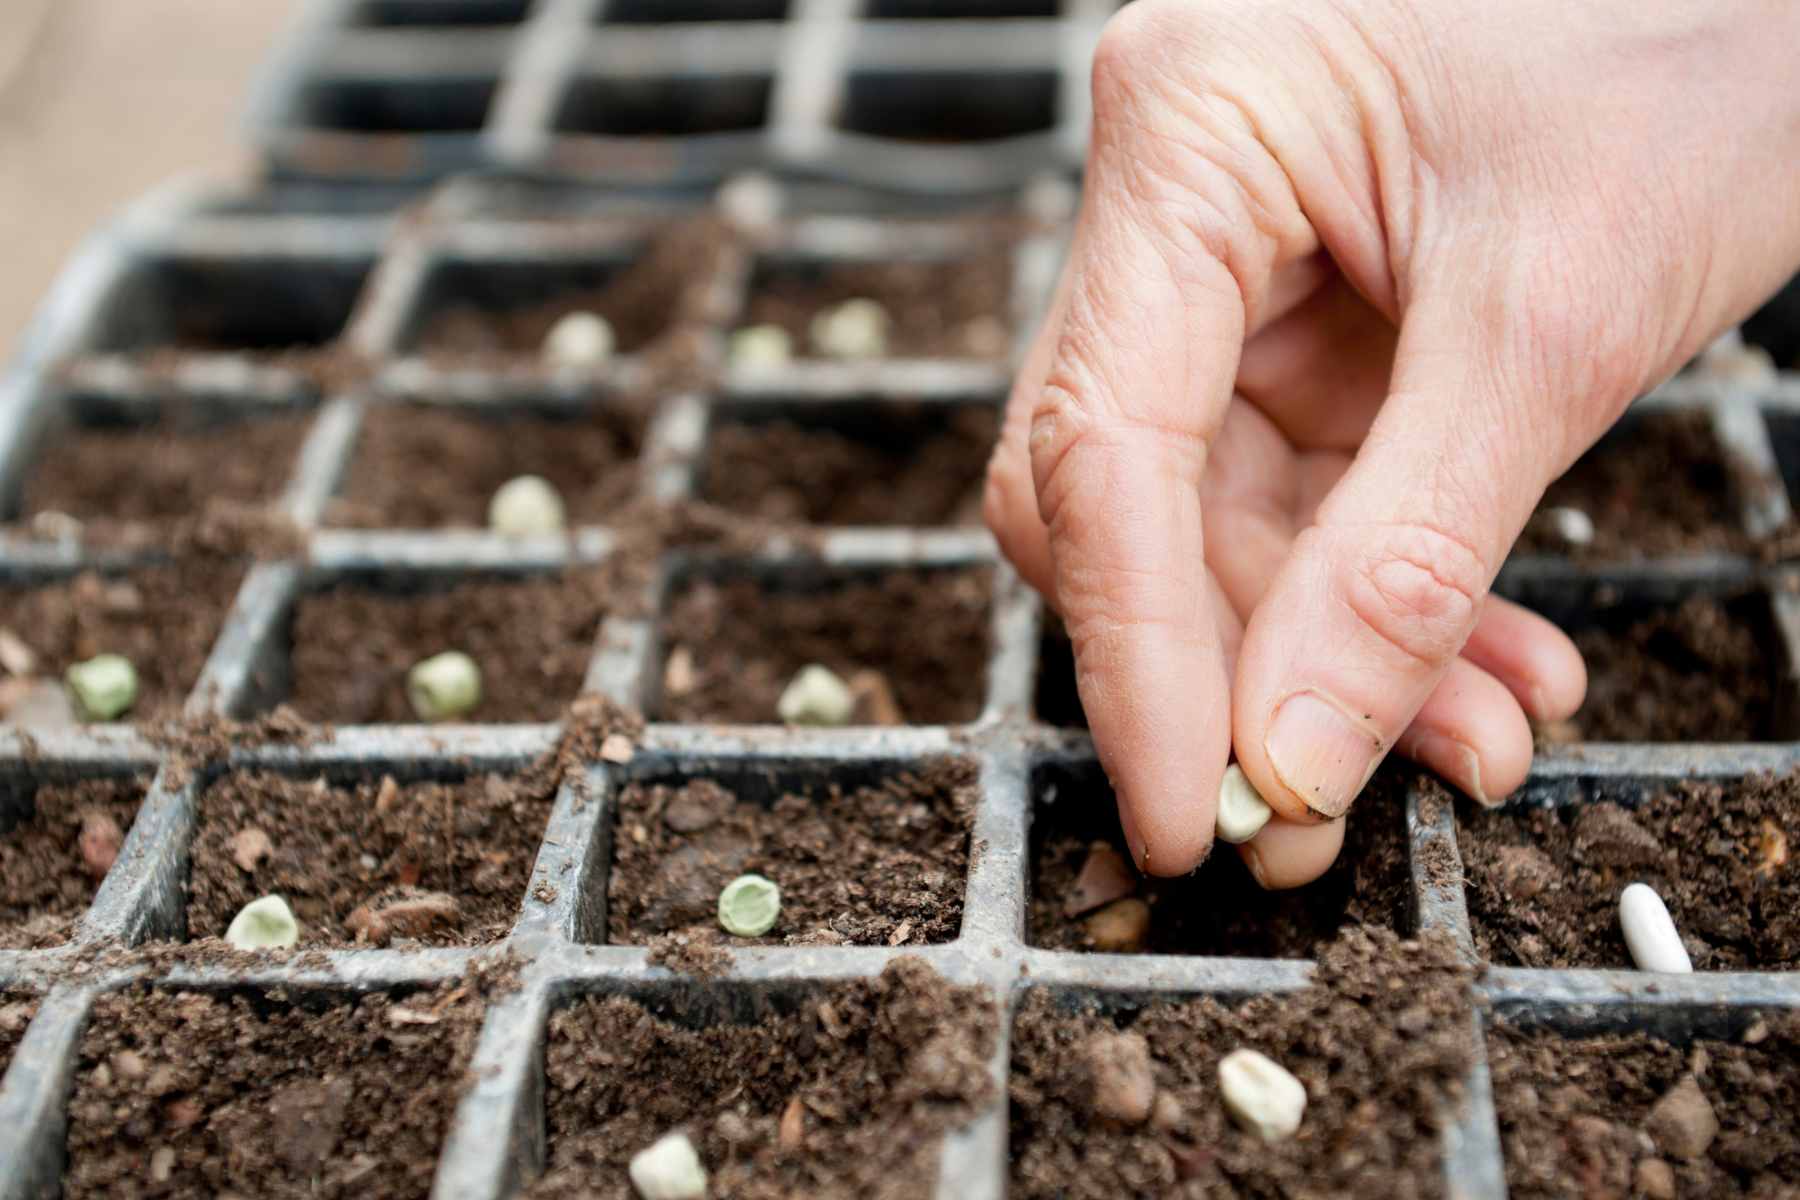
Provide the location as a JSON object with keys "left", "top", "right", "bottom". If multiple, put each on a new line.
{"left": 63, "top": 984, "right": 487, "bottom": 1200}
{"left": 186, "top": 769, "right": 553, "bottom": 947}
{"left": 524, "top": 957, "right": 997, "bottom": 1199}
{"left": 608, "top": 761, "right": 975, "bottom": 947}
{"left": 1489, "top": 1013, "right": 1800, "bottom": 1197}
{"left": 644, "top": 930, "right": 732, "bottom": 978}
{"left": 0, "top": 996, "right": 35, "bottom": 1076}
{"left": 0, "top": 777, "right": 145, "bottom": 948}
{"left": 1009, "top": 928, "right": 1475, "bottom": 1198}
{"left": 1461, "top": 772, "right": 1800, "bottom": 969}
{"left": 742, "top": 251, "right": 1013, "bottom": 359}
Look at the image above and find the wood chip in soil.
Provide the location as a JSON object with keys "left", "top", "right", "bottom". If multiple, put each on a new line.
{"left": 0, "top": 777, "right": 144, "bottom": 948}
{"left": 1460, "top": 770, "right": 1800, "bottom": 969}
{"left": 62, "top": 985, "right": 487, "bottom": 1200}
{"left": 608, "top": 760, "right": 975, "bottom": 947}
{"left": 288, "top": 570, "right": 607, "bottom": 723}
{"left": 1008, "top": 928, "right": 1475, "bottom": 1198}
{"left": 185, "top": 769, "right": 553, "bottom": 947}
{"left": 522, "top": 957, "right": 997, "bottom": 1200}
{"left": 1488, "top": 1013, "right": 1800, "bottom": 1197}
{"left": 742, "top": 251, "right": 1013, "bottom": 359}
{"left": 657, "top": 568, "right": 992, "bottom": 725}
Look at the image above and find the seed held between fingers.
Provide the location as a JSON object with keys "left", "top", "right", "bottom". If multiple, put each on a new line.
{"left": 1216, "top": 765, "right": 1273, "bottom": 844}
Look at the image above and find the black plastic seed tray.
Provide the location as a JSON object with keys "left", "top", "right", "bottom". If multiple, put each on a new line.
{"left": 248, "top": 0, "right": 1110, "bottom": 190}
{"left": 0, "top": 172, "right": 1798, "bottom": 1198}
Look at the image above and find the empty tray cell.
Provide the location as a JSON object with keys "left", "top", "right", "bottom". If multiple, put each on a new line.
{"left": 0, "top": 996, "right": 35, "bottom": 1077}
{"left": 526, "top": 960, "right": 996, "bottom": 1197}
{"left": 1033, "top": 615, "right": 1083, "bottom": 728}
{"left": 656, "top": 564, "right": 993, "bottom": 725}
{"left": 349, "top": 0, "right": 534, "bottom": 25}
{"left": 1760, "top": 409, "right": 1800, "bottom": 517}
{"left": 605, "top": 757, "right": 974, "bottom": 948}
{"left": 185, "top": 766, "right": 553, "bottom": 946}
{"left": 0, "top": 773, "right": 146, "bottom": 948}
{"left": 295, "top": 75, "right": 497, "bottom": 133}
{"left": 553, "top": 73, "right": 772, "bottom": 137}
{"left": 1460, "top": 769, "right": 1800, "bottom": 970}
{"left": 1487, "top": 1011, "right": 1800, "bottom": 1196}
{"left": 598, "top": 0, "right": 788, "bottom": 20}
{"left": 699, "top": 401, "right": 996, "bottom": 526}
{"left": 62, "top": 984, "right": 487, "bottom": 1198}
{"left": 838, "top": 69, "right": 1056, "bottom": 141}
{"left": 1009, "top": 932, "right": 1473, "bottom": 1196}
{"left": 0, "top": 563, "right": 241, "bottom": 725}
{"left": 742, "top": 251, "right": 1012, "bottom": 359}
{"left": 1514, "top": 409, "right": 1751, "bottom": 558}
{"left": 1741, "top": 270, "right": 1800, "bottom": 370}
{"left": 286, "top": 569, "right": 608, "bottom": 723}
{"left": 328, "top": 403, "right": 644, "bottom": 528}
{"left": 87, "top": 254, "right": 370, "bottom": 354}
{"left": 1028, "top": 760, "right": 1410, "bottom": 957}
{"left": 869, "top": 0, "right": 1059, "bottom": 13}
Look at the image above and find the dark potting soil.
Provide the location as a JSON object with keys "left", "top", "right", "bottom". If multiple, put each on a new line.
{"left": 185, "top": 769, "right": 552, "bottom": 947}
{"left": 0, "top": 996, "right": 36, "bottom": 1077}
{"left": 1460, "top": 771, "right": 1800, "bottom": 970}
{"left": 328, "top": 404, "right": 644, "bottom": 528}
{"left": 657, "top": 568, "right": 992, "bottom": 725}
{"left": 1009, "top": 928, "right": 1475, "bottom": 1199}
{"left": 607, "top": 760, "right": 975, "bottom": 948}
{"left": 1488, "top": 1014, "right": 1800, "bottom": 1198}
{"left": 1513, "top": 410, "right": 1752, "bottom": 558}
{"left": 1033, "top": 616, "right": 1084, "bottom": 728}
{"left": 0, "top": 778, "right": 145, "bottom": 948}
{"left": 523, "top": 957, "right": 997, "bottom": 1200}
{"left": 1028, "top": 765, "right": 1413, "bottom": 957}
{"left": 741, "top": 252, "right": 1013, "bottom": 360}
{"left": 288, "top": 571, "right": 607, "bottom": 723}
{"left": 62, "top": 984, "right": 486, "bottom": 1200}
{"left": 698, "top": 405, "right": 996, "bottom": 527}
{"left": 0, "top": 563, "right": 241, "bottom": 724}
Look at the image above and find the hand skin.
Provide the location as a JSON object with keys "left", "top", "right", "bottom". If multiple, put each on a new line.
{"left": 985, "top": 0, "right": 1800, "bottom": 886}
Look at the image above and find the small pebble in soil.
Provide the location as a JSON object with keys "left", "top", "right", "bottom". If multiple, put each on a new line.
{"left": 717, "top": 873, "right": 781, "bottom": 938}
{"left": 1541, "top": 505, "right": 1596, "bottom": 547}
{"left": 1083, "top": 897, "right": 1151, "bottom": 952}
{"left": 406, "top": 650, "right": 483, "bottom": 722}
{"left": 488, "top": 474, "right": 567, "bottom": 538}
{"left": 728, "top": 323, "right": 793, "bottom": 369}
{"left": 76, "top": 810, "right": 124, "bottom": 882}
{"left": 1619, "top": 882, "right": 1693, "bottom": 973}
{"left": 776, "top": 663, "right": 855, "bottom": 727}
{"left": 809, "top": 297, "right": 890, "bottom": 360}
{"left": 627, "top": 1130, "right": 707, "bottom": 1200}
{"left": 1645, "top": 1074, "right": 1718, "bottom": 1160}
{"left": 229, "top": 827, "right": 273, "bottom": 872}
{"left": 848, "top": 668, "right": 905, "bottom": 725}
{"left": 542, "top": 311, "right": 615, "bottom": 369}
{"left": 225, "top": 894, "right": 299, "bottom": 951}
{"left": 1081, "top": 1030, "right": 1156, "bottom": 1124}
{"left": 1216, "top": 765, "right": 1273, "bottom": 844}
{"left": 63, "top": 653, "right": 137, "bottom": 721}
{"left": 1634, "top": 1157, "right": 1677, "bottom": 1200}
{"left": 1218, "top": 1047, "right": 1308, "bottom": 1142}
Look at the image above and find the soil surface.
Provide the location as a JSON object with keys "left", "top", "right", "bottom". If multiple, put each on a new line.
{"left": 1461, "top": 772, "right": 1800, "bottom": 969}
{"left": 742, "top": 251, "right": 1013, "bottom": 359}
{"left": 524, "top": 957, "right": 997, "bottom": 1199}
{"left": 1545, "top": 593, "right": 1777, "bottom": 742}
{"left": 1489, "top": 1014, "right": 1800, "bottom": 1197}
{"left": 185, "top": 769, "right": 553, "bottom": 946}
{"left": 1009, "top": 928, "right": 1474, "bottom": 1198}
{"left": 1028, "top": 765, "right": 1413, "bottom": 957}
{"left": 63, "top": 984, "right": 486, "bottom": 1199}
{"left": 329, "top": 404, "right": 644, "bottom": 528}
{"left": 699, "top": 405, "right": 995, "bottom": 527}
{"left": 0, "top": 564, "right": 241, "bottom": 724}
{"left": 607, "top": 760, "right": 975, "bottom": 947}
{"left": 288, "top": 570, "right": 607, "bottom": 723}
{"left": 658, "top": 568, "right": 992, "bottom": 725}
{"left": 0, "top": 777, "right": 144, "bottom": 948}
{"left": 1514, "top": 410, "right": 1753, "bottom": 558}
{"left": 0, "top": 996, "right": 35, "bottom": 1077}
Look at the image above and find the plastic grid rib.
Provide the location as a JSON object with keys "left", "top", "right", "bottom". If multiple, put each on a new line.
{"left": 0, "top": 174, "right": 1797, "bottom": 1199}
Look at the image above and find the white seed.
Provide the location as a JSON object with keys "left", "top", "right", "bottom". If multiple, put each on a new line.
{"left": 225, "top": 895, "right": 300, "bottom": 951}
{"left": 542, "top": 311, "right": 615, "bottom": 369}
{"left": 1216, "top": 765, "right": 1273, "bottom": 844}
{"left": 1619, "top": 882, "right": 1693, "bottom": 973}
{"left": 809, "top": 298, "right": 890, "bottom": 361}
{"left": 628, "top": 1131, "right": 707, "bottom": 1200}
{"left": 407, "top": 651, "right": 483, "bottom": 722}
{"left": 718, "top": 171, "right": 782, "bottom": 238}
{"left": 776, "top": 664, "right": 854, "bottom": 727}
{"left": 718, "top": 873, "right": 781, "bottom": 938}
{"left": 1218, "top": 1048, "right": 1307, "bottom": 1142}
{"left": 1545, "top": 505, "right": 1595, "bottom": 547}
{"left": 488, "top": 475, "right": 566, "bottom": 538}
{"left": 64, "top": 654, "right": 138, "bottom": 721}
{"left": 728, "top": 323, "right": 793, "bottom": 369}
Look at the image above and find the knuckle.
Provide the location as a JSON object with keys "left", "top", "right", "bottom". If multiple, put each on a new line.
{"left": 1337, "top": 522, "right": 1486, "bottom": 670}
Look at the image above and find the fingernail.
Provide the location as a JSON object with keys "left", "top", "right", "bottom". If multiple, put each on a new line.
{"left": 1264, "top": 690, "right": 1384, "bottom": 820}
{"left": 1242, "top": 845, "right": 1272, "bottom": 890}
{"left": 1406, "top": 731, "right": 1491, "bottom": 807}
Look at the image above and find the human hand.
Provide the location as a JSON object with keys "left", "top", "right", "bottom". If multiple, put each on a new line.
{"left": 985, "top": 0, "right": 1800, "bottom": 884}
